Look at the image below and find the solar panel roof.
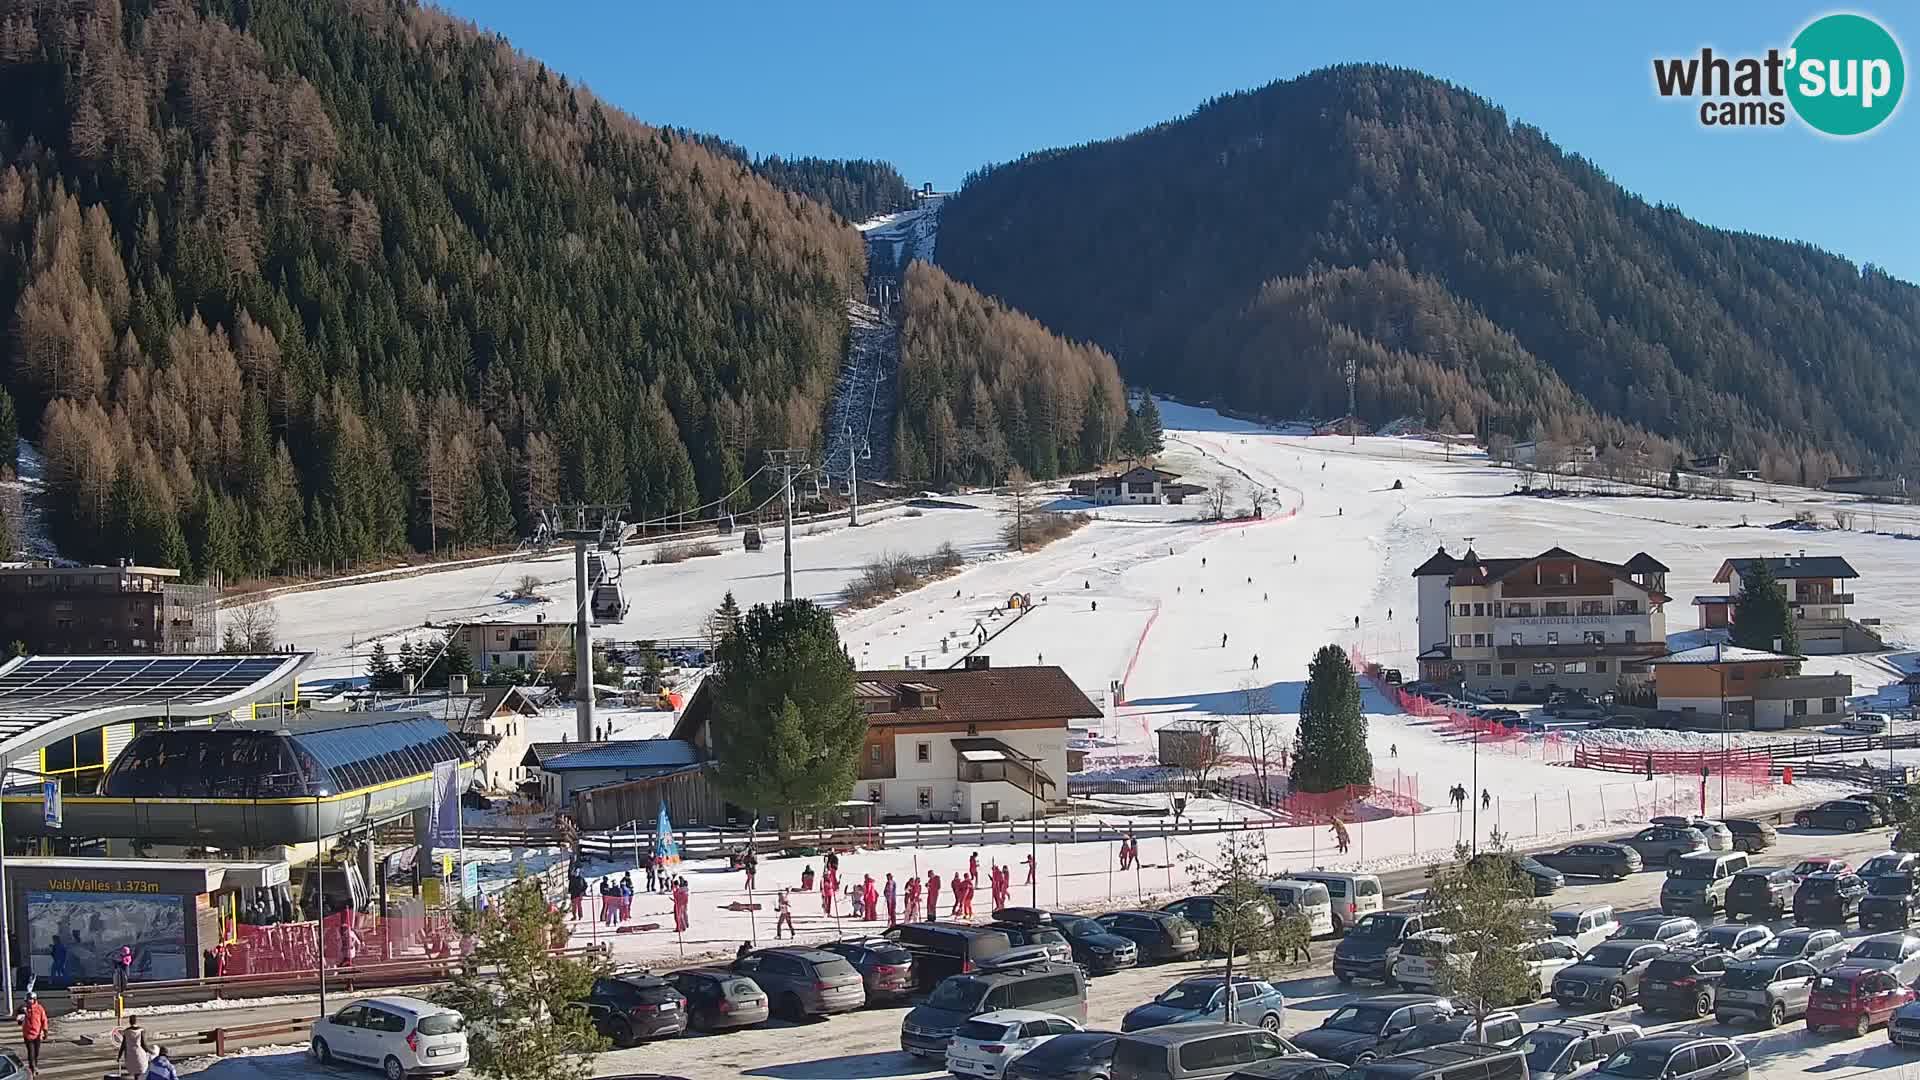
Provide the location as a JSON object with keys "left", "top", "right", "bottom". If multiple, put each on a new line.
{"left": 0, "top": 654, "right": 310, "bottom": 756}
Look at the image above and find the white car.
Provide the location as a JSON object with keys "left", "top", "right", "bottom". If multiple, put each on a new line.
{"left": 311, "top": 996, "right": 468, "bottom": 1080}
{"left": 1700, "top": 922, "right": 1775, "bottom": 960}
{"left": 945, "top": 1009, "right": 1081, "bottom": 1079}
{"left": 1519, "top": 938, "right": 1585, "bottom": 1001}
{"left": 1398, "top": 931, "right": 1581, "bottom": 1000}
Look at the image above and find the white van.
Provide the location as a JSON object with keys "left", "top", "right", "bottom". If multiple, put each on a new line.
{"left": 1847, "top": 712, "right": 1891, "bottom": 734}
{"left": 1260, "top": 879, "right": 1335, "bottom": 939}
{"left": 1393, "top": 930, "right": 1464, "bottom": 991}
{"left": 1294, "top": 872, "right": 1385, "bottom": 935}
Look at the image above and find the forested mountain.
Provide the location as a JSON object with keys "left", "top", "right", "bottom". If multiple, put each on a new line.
{"left": 893, "top": 260, "right": 1125, "bottom": 486}
{"left": 938, "top": 64, "right": 1920, "bottom": 480}
{"left": 0, "top": 0, "right": 869, "bottom": 578}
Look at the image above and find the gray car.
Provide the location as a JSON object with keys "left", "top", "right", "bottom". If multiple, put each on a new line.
{"left": 1714, "top": 957, "right": 1820, "bottom": 1029}
{"left": 731, "top": 947, "right": 865, "bottom": 1019}
{"left": 1552, "top": 942, "right": 1670, "bottom": 1011}
{"left": 1842, "top": 932, "right": 1920, "bottom": 983}
{"left": 1699, "top": 923, "right": 1774, "bottom": 960}
{"left": 1111, "top": 1022, "right": 1300, "bottom": 1080}
{"left": 1120, "top": 976, "right": 1286, "bottom": 1033}
{"left": 1622, "top": 826, "right": 1709, "bottom": 870}
{"left": 1752, "top": 927, "right": 1851, "bottom": 971}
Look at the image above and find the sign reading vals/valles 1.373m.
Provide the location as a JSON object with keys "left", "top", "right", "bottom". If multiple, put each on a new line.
{"left": 1653, "top": 12, "right": 1905, "bottom": 135}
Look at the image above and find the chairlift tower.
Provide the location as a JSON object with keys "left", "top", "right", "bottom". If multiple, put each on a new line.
{"left": 765, "top": 451, "right": 812, "bottom": 602}
{"left": 848, "top": 440, "right": 872, "bottom": 526}
{"left": 542, "top": 504, "right": 635, "bottom": 742}
{"left": 1345, "top": 358, "right": 1357, "bottom": 446}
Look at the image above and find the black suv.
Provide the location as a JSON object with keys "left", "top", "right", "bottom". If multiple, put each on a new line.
{"left": 1861, "top": 873, "right": 1920, "bottom": 932}
{"left": 1516, "top": 1019, "right": 1643, "bottom": 1080}
{"left": 1095, "top": 910, "right": 1200, "bottom": 963}
{"left": 1723, "top": 819, "right": 1778, "bottom": 853}
{"left": 577, "top": 973, "right": 688, "bottom": 1045}
{"left": 994, "top": 908, "right": 1139, "bottom": 973}
{"left": 1795, "top": 800, "right": 1881, "bottom": 831}
{"left": 881, "top": 923, "right": 1014, "bottom": 992}
{"left": 1793, "top": 872, "right": 1868, "bottom": 926}
{"left": 1725, "top": 867, "right": 1798, "bottom": 921}
{"left": 1638, "top": 948, "right": 1733, "bottom": 1018}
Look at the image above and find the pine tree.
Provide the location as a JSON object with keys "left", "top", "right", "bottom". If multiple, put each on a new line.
{"left": 1422, "top": 834, "right": 1545, "bottom": 1032}
{"left": 1131, "top": 392, "right": 1165, "bottom": 457}
{"left": 1290, "top": 644, "right": 1372, "bottom": 793}
{"left": 1729, "top": 561, "right": 1799, "bottom": 655}
{"left": 367, "top": 641, "right": 399, "bottom": 690}
{"left": 0, "top": 387, "right": 17, "bottom": 474}
{"left": 707, "top": 600, "right": 868, "bottom": 833}
{"left": 704, "top": 590, "right": 742, "bottom": 650}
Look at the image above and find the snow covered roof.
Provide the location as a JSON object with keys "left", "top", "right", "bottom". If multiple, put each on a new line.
{"left": 1690, "top": 595, "right": 1735, "bottom": 606}
{"left": 530, "top": 739, "right": 700, "bottom": 772}
{"left": 1715, "top": 556, "right": 1859, "bottom": 581}
{"left": 1649, "top": 645, "right": 1804, "bottom": 665}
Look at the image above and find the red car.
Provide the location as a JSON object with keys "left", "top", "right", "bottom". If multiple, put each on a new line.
{"left": 1805, "top": 964, "right": 1915, "bottom": 1036}
{"left": 1793, "top": 857, "right": 1851, "bottom": 879}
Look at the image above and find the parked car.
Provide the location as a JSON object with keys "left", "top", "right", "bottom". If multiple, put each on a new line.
{"left": 1722, "top": 819, "right": 1778, "bottom": 853}
{"left": 1110, "top": 1023, "right": 1301, "bottom": 1080}
{"left": 1096, "top": 911, "right": 1200, "bottom": 963}
{"left": 1375, "top": 1011, "right": 1522, "bottom": 1057}
{"left": 575, "top": 974, "right": 688, "bottom": 1046}
{"left": 1121, "top": 976, "right": 1286, "bottom": 1033}
{"left": 1466, "top": 851, "right": 1563, "bottom": 895}
{"left": 1805, "top": 964, "right": 1917, "bottom": 1036}
{"left": 1660, "top": 852, "right": 1749, "bottom": 916}
{"left": 818, "top": 937, "right": 916, "bottom": 1002}
{"left": 1794, "top": 800, "right": 1881, "bottom": 831}
{"left": 900, "top": 961, "right": 1089, "bottom": 1059}
{"left": 1790, "top": 856, "right": 1850, "bottom": 878}
{"left": 1622, "top": 826, "right": 1709, "bottom": 870}
{"left": 1862, "top": 872, "right": 1920, "bottom": 931}
{"left": 1290, "top": 996, "right": 1453, "bottom": 1066}
{"left": 1593, "top": 1035, "right": 1747, "bottom": 1080}
{"left": 1638, "top": 947, "right": 1733, "bottom": 1019}
{"left": 1699, "top": 923, "right": 1773, "bottom": 960}
{"left": 1004, "top": 1031, "right": 1120, "bottom": 1080}
{"left": 1842, "top": 932, "right": 1920, "bottom": 982}
{"left": 1340, "top": 1043, "right": 1530, "bottom": 1080}
{"left": 1390, "top": 932, "right": 1461, "bottom": 993}
{"left": 664, "top": 968, "right": 769, "bottom": 1032}
{"left": 1848, "top": 793, "right": 1901, "bottom": 823}
{"left": 1552, "top": 942, "right": 1670, "bottom": 1010}
{"left": 1548, "top": 905, "right": 1621, "bottom": 955}
{"left": 989, "top": 921, "right": 1076, "bottom": 966}
{"left": 947, "top": 1010, "right": 1083, "bottom": 1080}
{"left": 1724, "top": 866, "right": 1799, "bottom": 921}
{"left": 1224, "top": 1060, "right": 1345, "bottom": 1080}
{"left": 1162, "top": 896, "right": 1273, "bottom": 956}
{"left": 883, "top": 923, "right": 1015, "bottom": 992}
{"left": 1860, "top": 851, "right": 1920, "bottom": 878}
{"left": 1536, "top": 843, "right": 1642, "bottom": 881}
{"left": 1753, "top": 927, "right": 1851, "bottom": 970}
{"left": 1650, "top": 816, "right": 1734, "bottom": 852}
{"left": 731, "top": 947, "right": 865, "bottom": 1019}
{"left": 1714, "top": 957, "right": 1820, "bottom": 1028}
{"left": 1291, "top": 872, "right": 1385, "bottom": 934}
{"left": 1609, "top": 915, "right": 1701, "bottom": 948}
{"left": 1890, "top": 999, "right": 1920, "bottom": 1050}
{"left": 1547, "top": 692, "right": 1607, "bottom": 720}
{"left": 1256, "top": 880, "right": 1335, "bottom": 938}
{"left": 1517, "top": 938, "right": 1586, "bottom": 1002}
{"left": 310, "top": 996, "right": 469, "bottom": 1080}
{"left": 996, "top": 910, "right": 1140, "bottom": 974}
{"left": 1514, "top": 1019, "right": 1643, "bottom": 1080}
{"left": 1848, "top": 712, "right": 1892, "bottom": 734}
{"left": 1793, "top": 872, "right": 1868, "bottom": 927}
{"left": 1334, "top": 911, "right": 1429, "bottom": 986}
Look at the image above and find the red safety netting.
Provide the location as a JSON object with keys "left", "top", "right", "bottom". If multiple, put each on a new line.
{"left": 221, "top": 908, "right": 462, "bottom": 976}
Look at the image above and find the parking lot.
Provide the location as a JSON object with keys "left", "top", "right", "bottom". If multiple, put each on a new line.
{"left": 592, "top": 816, "right": 1920, "bottom": 1079}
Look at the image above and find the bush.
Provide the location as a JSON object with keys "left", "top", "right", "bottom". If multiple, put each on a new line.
{"left": 842, "top": 545, "right": 966, "bottom": 607}
{"left": 655, "top": 541, "right": 719, "bottom": 564}
{"left": 1004, "top": 510, "right": 1089, "bottom": 550}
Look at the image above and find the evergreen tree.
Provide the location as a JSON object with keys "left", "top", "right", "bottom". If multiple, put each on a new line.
{"left": 1130, "top": 392, "right": 1165, "bottom": 457}
{"left": 1290, "top": 644, "right": 1372, "bottom": 793}
{"left": 1178, "top": 833, "right": 1309, "bottom": 1002}
{"left": 707, "top": 600, "right": 868, "bottom": 832}
{"left": 1422, "top": 834, "right": 1545, "bottom": 1033}
{"left": 367, "top": 641, "right": 400, "bottom": 691}
{"left": 0, "top": 387, "right": 16, "bottom": 474}
{"left": 1729, "top": 561, "right": 1799, "bottom": 655}
{"left": 0, "top": 504, "right": 12, "bottom": 560}
{"left": 705, "top": 591, "right": 743, "bottom": 650}
{"left": 433, "top": 878, "right": 609, "bottom": 1080}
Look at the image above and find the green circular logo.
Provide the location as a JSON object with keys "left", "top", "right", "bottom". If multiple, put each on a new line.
{"left": 1787, "top": 13, "right": 1905, "bottom": 136}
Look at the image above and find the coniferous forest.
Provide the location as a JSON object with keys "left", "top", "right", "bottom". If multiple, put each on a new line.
{"left": 937, "top": 64, "right": 1920, "bottom": 480}
{"left": 0, "top": 0, "right": 868, "bottom": 579}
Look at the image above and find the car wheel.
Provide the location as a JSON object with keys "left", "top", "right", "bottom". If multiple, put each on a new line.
{"left": 1528, "top": 979, "right": 1542, "bottom": 1002}
{"left": 1855, "top": 1013, "right": 1872, "bottom": 1038}
{"left": 383, "top": 1057, "right": 405, "bottom": 1080}
{"left": 1261, "top": 1013, "right": 1281, "bottom": 1032}
{"left": 611, "top": 1018, "right": 635, "bottom": 1047}
{"left": 1354, "top": 1052, "right": 1376, "bottom": 1065}
{"left": 1400, "top": 982, "right": 1418, "bottom": 993}
{"left": 1695, "top": 989, "right": 1713, "bottom": 1017}
{"left": 780, "top": 993, "right": 804, "bottom": 1021}
{"left": 1795, "top": 813, "right": 1811, "bottom": 827}
{"left": 313, "top": 1038, "right": 333, "bottom": 1066}
{"left": 1846, "top": 817, "right": 1862, "bottom": 831}
{"left": 1336, "top": 971, "right": 1353, "bottom": 985}
{"left": 1769, "top": 1000, "right": 1787, "bottom": 1028}
{"left": 1607, "top": 983, "right": 1627, "bottom": 1010}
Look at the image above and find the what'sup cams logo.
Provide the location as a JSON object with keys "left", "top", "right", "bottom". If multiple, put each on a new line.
{"left": 1653, "top": 12, "right": 1905, "bottom": 135}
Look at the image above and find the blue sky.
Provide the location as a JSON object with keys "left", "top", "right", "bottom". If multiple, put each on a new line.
{"left": 442, "top": 2, "right": 1916, "bottom": 283}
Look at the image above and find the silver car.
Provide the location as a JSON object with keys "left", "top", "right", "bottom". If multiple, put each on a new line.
{"left": 1843, "top": 932, "right": 1920, "bottom": 983}
{"left": 1624, "top": 826, "right": 1709, "bottom": 870}
{"left": 1699, "top": 923, "right": 1774, "bottom": 960}
{"left": 1714, "top": 957, "right": 1819, "bottom": 1028}
{"left": 1651, "top": 817, "right": 1734, "bottom": 852}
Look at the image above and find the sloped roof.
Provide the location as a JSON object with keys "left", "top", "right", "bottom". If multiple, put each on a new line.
{"left": 1649, "top": 645, "right": 1804, "bottom": 665}
{"left": 532, "top": 739, "right": 701, "bottom": 772}
{"left": 1410, "top": 547, "right": 1460, "bottom": 578}
{"left": 522, "top": 740, "right": 616, "bottom": 767}
{"left": 1623, "top": 553, "right": 1670, "bottom": 573}
{"left": 1716, "top": 556, "right": 1859, "bottom": 582}
{"left": 1447, "top": 547, "right": 1668, "bottom": 596}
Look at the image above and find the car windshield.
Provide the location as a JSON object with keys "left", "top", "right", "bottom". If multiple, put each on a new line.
{"left": 1057, "top": 916, "right": 1100, "bottom": 937}
{"left": 1155, "top": 983, "right": 1220, "bottom": 1009}
{"left": 1323, "top": 1004, "right": 1394, "bottom": 1034}
{"left": 1018, "top": 1033, "right": 1113, "bottom": 1066}
{"left": 1814, "top": 973, "right": 1860, "bottom": 993}
{"left": 416, "top": 1013, "right": 464, "bottom": 1035}
{"left": 1582, "top": 944, "right": 1639, "bottom": 967}
{"left": 956, "top": 1019, "right": 1016, "bottom": 1042}
{"left": 1760, "top": 935, "right": 1812, "bottom": 957}
{"left": 1851, "top": 940, "right": 1905, "bottom": 960}
{"left": 1800, "top": 878, "right": 1840, "bottom": 898}
{"left": 925, "top": 979, "right": 987, "bottom": 1012}
{"left": 1351, "top": 914, "right": 1406, "bottom": 939}
{"left": 1862, "top": 857, "right": 1905, "bottom": 875}
{"left": 1600, "top": 1045, "right": 1675, "bottom": 1079}
{"left": 1400, "top": 938, "right": 1450, "bottom": 957}
{"left": 1722, "top": 965, "right": 1781, "bottom": 990}
{"left": 1518, "top": 1029, "right": 1577, "bottom": 1073}
{"left": 1669, "top": 861, "right": 1718, "bottom": 880}
{"left": 1870, "top": 875, "right": 1914, "bottom": 896}
{"left": 1704, "top": 927, "right": 1747, "bottom": 948}
{"left": 1612, "top": 923, "right": 1662, "bottom": 941}
{"left": 1550, "top": 913, "right": 1582, "bottom": 937}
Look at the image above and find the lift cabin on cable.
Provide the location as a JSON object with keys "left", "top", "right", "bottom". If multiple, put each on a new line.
{"left": 587, "top": 551, "right": 630, "bottom": 622}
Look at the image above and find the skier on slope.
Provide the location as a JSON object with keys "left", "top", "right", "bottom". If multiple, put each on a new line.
{"left": 1221, "top": 633, "right": 1228, "bottom": 648}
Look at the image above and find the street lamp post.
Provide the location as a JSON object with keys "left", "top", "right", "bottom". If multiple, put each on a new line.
{"left": 1718, "top": 643, "right": 1728, "bottom": 819}
{"left": 1470, "top": 725, "right": 1480, "bottom": 855}
{"left": 314, "top": 788, "right": 329, "bottom": 1013}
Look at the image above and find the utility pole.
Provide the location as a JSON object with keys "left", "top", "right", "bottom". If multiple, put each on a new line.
{"left": 848, "top": 443, "right": 861, "bottom": 527}
{"left": 766, "top": 451, "right": 811, "bottom": 602}
{"left": 546, "top": 504, "right": 633, "bottom": 742}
